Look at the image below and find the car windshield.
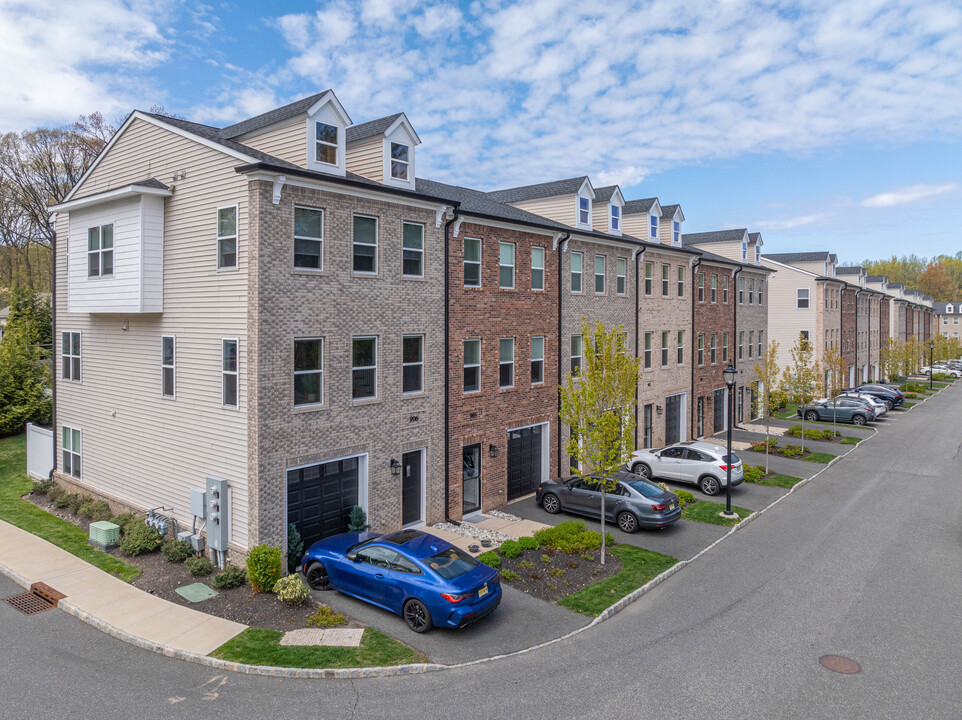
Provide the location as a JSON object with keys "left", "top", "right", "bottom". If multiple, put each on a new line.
{"left": 427, "top": 547, "right": 479, "bottom": 579}
{"left": 625, "top": 479, "right": 666, "bottom": 499}
{"left": 722, "top": 454, "right": 740, "bottom": 464}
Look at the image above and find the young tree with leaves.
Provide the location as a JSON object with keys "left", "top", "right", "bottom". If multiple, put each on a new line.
{"left": 752, "top": 339, "right": 780, "bottom": 474}
{"left": 559, "top": 319, "right": 640, "bottom": 565}
{"left": 880, "top": 337, "right": 901, "bottom": 381}
{"left": 822, "top": 345, "right": 848, "bottom": 432}
{"left": 781, "top": 333, "right": 821, "bottom": 453}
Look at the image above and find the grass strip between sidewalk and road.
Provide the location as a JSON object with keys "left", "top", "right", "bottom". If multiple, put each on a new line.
{"left": 0, "top": 434, "right": 140, "bottom": 583}
{"left": 559, "top": 544, "right": 678, "bottom": 616}
{"left": 751, "top": 473, "right": 805, "bottom": 489}
{"left": 210, "top": 627, "right": 428, "bottom": 669}
{"left": 682, "top": 501, "right": 752, "bottom": 527}
{"left": 802, "top": 452, "right": 835, "bottom": 464}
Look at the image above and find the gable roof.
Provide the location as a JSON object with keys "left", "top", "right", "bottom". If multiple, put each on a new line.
{"left": 593, "top": 185, "right": 619, "bottom": 203}
{"left": 763, "top": 251, "right": 833, "bottom": 263}
{"left": 485, "top": 177, "right": 590, "bottom": 204}
{"left": 835, "top": 266, "right": 865, "bottom": 275}
{"left": 220, "top": 91, "right": 331, "bottom": 139}
{"left": 622, "top": 198, "right": 658, "bottom": 215}
{"left": 683, "top": 229, "right": 748, "bottom": 245}
{"left": 866, "top": 275, "right": 888, "bottom": 282}
{"left": 346, "top": 113, "right": 405, "bottom": 143}
{"left": 660, "top": 204, "right": 681, "bottom": 220}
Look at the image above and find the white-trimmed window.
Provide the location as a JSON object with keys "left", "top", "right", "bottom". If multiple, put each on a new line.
{"left": 62, "top": 331, "right": 81, "bottom": 382}
{"left": 571, "top": 251, "right": 583, "bottom": 293}
{"left": 755, "top": 245, "right": 760, "bottom": 264}
{"left": 595, "top": 255, "right": 605, "bottom": 294}
{"left": 673, "top": 220, "right": 681, "bottom": 244}
{"left": 616, "top": 258, "right": 627, "bottom": 295}
{"left": 722, "top": 332, "right": 729, "bottom": 362}
{"left": 698, "top": 273, "right": 705, "bottom": 301}
{"left": 531, "top": 246, "right": 545, "bottom": 291}
{"left": 530, "top": 336, "right": 544, "bottom": 384}
{"left": 797, "top": 288, "right": 810, "bottom": 309}
{"left": 644, "top": 332, "right": 652, "bottom": 369}
{"left": 62, "top": 426, "right": 81, "bottom": 479}
{"left": 748, "top": 331, "right": 755, "bottom": 358}
{"left": 741, "top": 240, "right": 748, "bottom": 261}
{"left": 162, "top": 335, "right": 175, "bottom": 397}
{"left": 499, "top": 338, "right": 514, "bottom": 388}
{"left": 645, "top": 261, "right": 653, "bottom": 296}
{"left": 315, "top": 122, "right": 338, "bottom": 165}
{"left": 579, "top": 196, "right": 590, "bottom": 225}
{"left": 353, "top": 216, "right": 378, "bottom": 274}
{"left": 723, "top": 276, "right": 729, "bottom": 304}
{"left": 739, "top": 277, "right": 745, "bottom": 303}
{"left": 402, "top": 335, "right": 424, "bottom": 394}
{"left": 748, "top": 278, "right": 754, "bottom": 304}
{"left": 711, "top": 275, "right": 718, "bottom": 303}
{"left": 390, "top": 142, "right": 409, "bottom": 180}
{"left": 571, "top": 335, "right": 583, "bottom": 374}
{"left": 677, "top": 331, "right": 684, "bottom": 364}
{"left": 697, "top": 334, "right": 705, "bottom": 365}
{"left": 352, "top": 336, "right": 377, "bottom": 400}
{"left": 661, "top": 331, "right": 670, "bottom": 367}
{"left": 758, "top": 331, "right": 763, "bottom": 357}
{"left": 739, "top": 331, "right": 744, "bottom": 360}
{"left": 222, "top": 339, "right": 238, "bottom": 407}
{"left": 710, "top": 333, "right": 717, "bottom": 364}
{"left": 662, "top": 263, "right": 670, "bottom": 297}
{"left": 464, "top": 237, "right": 481, "bottom": 287}
{"left": 677, "top": 266, "right": 685, "bottom": 297}
{"left": 463, "top": 339, "right": 480, "bottom": 392}
{"left": 87, "top": 224, "right": 114, "bottom": 277}
{"left": 499, "top": 242, "right": 515, "bottom": 289}
{"left": 402, "top": 222, "right": 424, "bottom": 277}
{"left": 294, "top": 338, "right": 323, "bottom": 406}
{"left": 217, "top": 207, "right": 237, "bottom": 269}
{"left": 294, "top": 206, "right": 323, "bottom": 270}
{"left": 610, "top": 204, "right": 621, "bottom": 231}
{"left": 650, "top": 215, "right": 658, "bottom": 240}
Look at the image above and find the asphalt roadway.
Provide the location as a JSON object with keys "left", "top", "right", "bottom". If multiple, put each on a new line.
{"left": 2, "top": 384, "right": 961, "bottom": 719}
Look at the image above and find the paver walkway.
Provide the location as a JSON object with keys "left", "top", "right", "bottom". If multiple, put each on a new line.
{"left": 423, "top": 514, "right": 550, "bottom": 553}
{"left": 0, "top": 519, "right": 245, "bottom": 655}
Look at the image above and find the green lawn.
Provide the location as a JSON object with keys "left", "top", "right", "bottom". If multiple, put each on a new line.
{"left": 211, "top": 628, "right": 428, "bottom": 668}
{"left": 774, "top": 404, "right": 799, "bottom": 420}
{"left": 755, "top": 473, "right": 804, "bottom": 489}
{"left": 682, "top": 501, "right": 753, "bottom": 526}
{"left": 902, "top": 401, "right": 916, "bottom": 409}
{"left": 839, "top": 436, "right": 861, "bottom": 445}
{"left": 0, "top": 434, "right": 139, "bottom": 583}
{"left": 802, "top": 452, "right": 835, "bottom": 464}
{"left": 559, "top": 544, "right": 678, "bottom": 616}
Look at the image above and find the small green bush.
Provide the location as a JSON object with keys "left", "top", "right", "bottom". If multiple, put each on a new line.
{"left": 274, "top": 573, "right": 310, "bottom": 606}
{"left": 540, "top": 554, "right": 551, "bottom": 564}
{"left": 53, "top": 491, "right": 71, "bottom": 509}
{"left": 46, "top": 485, "right": 65, "bottom": 504}
{"left": 750, "top": 438, "right": 778, "bottom": 452}
{"left": 78, "top": 499, "right": 112, "bottom": 522}
{"left": 161, "top": 539, "right": 193, "bottom": 563}
{"left": 517, "top": 560, "right": 535, "bottom": 569}
{"left": 498, "top": 539, "right": 521, "bottom": 558}
{"left": 656, "top": 481, "right": 670, "bottom": 492}
{"left": 905, "top": 392, "right": 918, "bottom": 399}
{"left": 186, "top": 556, "right": 213, "bottom": 576}
{"left": 518, "top": 536, "right": 539, "bottom": 550}
{"left": 119, "top": 522, "right": 162, "bottom": 556}
{"left": 31, "top": 478, "right": 57, "bottom": 495}
{"left": 211, "top": 565, "right": 247, "bottom": 589}
{"left": 674, "top": 488, "right": 697, "bottom": 507}
{"left": 533, "top": 520, "right": 614, "bottom": 554}
{"left": 743, "top": 465, "right": 765, "bottom": 484}
{"left": 477, "top": 550, "right": 501, "bottom": 569}
{"left": 246, "top": 544, "right": 283, "bottom": 593}
{"left": 778, "top": 445, "right": 804, "bottom": 458}
{"left": 66, "top": 493, "right": 86, "bottom": 514}
{"left": 346, "top": 505, "right": 369, "bottom": 532}
{"left": 548, "top": 567, "right": 565, "bottom": 577}
{"left": 499, "top": 569, "right": 520, "bottom": 582}
{"left": 786, "top": 425, "right": 831, "bottom": 441}
{"left": 306, "top": 605, "right": 346, "bottom": 628}
{"left": 112, "top": 513, "right": 142, "bottom": 537}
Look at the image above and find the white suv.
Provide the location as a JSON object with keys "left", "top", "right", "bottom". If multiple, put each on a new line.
{"left": 626, "top": 440, "right": 744, "bottom": 496}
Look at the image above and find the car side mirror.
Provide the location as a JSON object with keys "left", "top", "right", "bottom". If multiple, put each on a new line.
{"left": 347, "top": 553, "right": 359, "bottom": 562}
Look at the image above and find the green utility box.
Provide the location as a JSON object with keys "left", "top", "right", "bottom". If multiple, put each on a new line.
{"left": 88, "top": 521, "right": 120, "bottom": 551}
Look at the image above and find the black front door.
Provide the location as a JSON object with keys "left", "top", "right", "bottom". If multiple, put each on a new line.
{"left": 401, "top": 450, "right": 422, "bottom": 525}
{"left": 507, "top": 425, "right": 542, "bottom": 500}
{"left": 665, "top": 394, "right": 681, "bottom": 445}
{"left": 287, "top": 457, "right": 359, "bottom": 549}
{"left": 713, "top": 389, "right": 726, "bottom": 432}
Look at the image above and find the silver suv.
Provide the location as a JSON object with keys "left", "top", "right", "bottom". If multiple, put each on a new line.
{"left": 626, "top": 440, "right": 744, "bottom": 496}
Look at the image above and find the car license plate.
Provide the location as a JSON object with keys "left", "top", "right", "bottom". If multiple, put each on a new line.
{"left": 669, "top": 503, "right": 676, "bottom": 510}
{"left": 478, "top": 585, "right": 488, "bottom": 598}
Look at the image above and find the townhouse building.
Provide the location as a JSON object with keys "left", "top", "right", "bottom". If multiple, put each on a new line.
{"left": 867, "top": 275, "right": 891, "bottom": 364}
{"left": 885, "top": 283, "right": 909, "bottom": 344}
{"left": 934, "top": 302, "right": 961, "bottom": 340}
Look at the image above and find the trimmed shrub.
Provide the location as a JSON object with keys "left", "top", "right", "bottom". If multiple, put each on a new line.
{"left": 674, "top": 488, "right": 697, "bottom": 507}
{"left": 53, "top": 491, "right": 71, "bottom": 509}
{"left": 499, "top": 569, "right": 520, "bottom": 582}
{"left": 274, "top": 573, "right": 310, "bottom": 606}
{"left": 186, "top": 556, "right": 213, "bottom": 576}
{"left": 518, "top": 536, "right": 539, "bottom": 550}
{"left": 750, "top": 438, "right": 778, "bottom": 452}
{"left": 161, "top": 539, "right": 193, "bottom": 563}
{"left": 287, "top": 523, "right": 304, "bottom": 574}
{"left": 246, "top": 544, "right": 283, "bottom": 593}
{"left": 66, "top": 493, "right": 86, "bottom": 514}
{"left": 306, "top": 606, "right": 346, "bottom": 628}
{"left": 31, "top": 478, "right": 57, "bottom": 495}
{"left": 743, "top": 465, "right": 765, "bottom": 484}
{"left": 112, "top": 513, "right": 142, "bottom": 537}
{"left": 477, "top": 550, "right": 501, "bottom": 569}
{"left": 78, "top": 499, "right": 113, "bottom": 522}
{"left": 120, "top": 522, "right": 162, "bottom": 556}
{"left": 46, "top": 485, "right": 65, "bottom": 504}
{"left": 211, "top": 565, "right": 247, "bottom": 589}
{"left": 533, "top": 520, "right": 614, "bottom": 554}
{"left": 498, "top": 539, "right": 521, "bottom": 558}
{"left": 778, "top": 445, "right": 804, "bottom": 458}
{"left": 347, "top": 505, "right": 369, "bottom": 532}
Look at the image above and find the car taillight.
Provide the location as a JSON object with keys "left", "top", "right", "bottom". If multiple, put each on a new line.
{"left": 719, "top": 464, "right": 730, "bottom": 470}
{"left": 652, "top": 503, "right": 667, "bottom": 511}
{"left": 440, "top": 591, "right": 472, "bottom": 603}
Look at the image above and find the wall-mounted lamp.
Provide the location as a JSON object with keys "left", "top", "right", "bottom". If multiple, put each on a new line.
{"left": 488, "top": 444, "right": 498, "bottom": 458}
{"left": 390, "top": 458, "right": 401, "bottom": 476}
{"left": 122, "top": 320, "right": 129, "bottom": 332}
{"left": 656, "top": 405, "right": 663, "bottom": 415}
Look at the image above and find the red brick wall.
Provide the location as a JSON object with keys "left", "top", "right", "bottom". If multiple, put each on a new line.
{"left": 841, "top": 287, "right": 857, "bottom": 367}
{"left": 691, "top": 262, "right": 736, "bottom": 438}
{"left": 447, "top": 221, "right": 559, "bottom": 519}
{"left": 880, "top": 298, "right": 890, "bottom": 346}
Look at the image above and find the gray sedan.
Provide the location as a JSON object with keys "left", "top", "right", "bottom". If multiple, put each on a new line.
{"left": 535, "top": 471, "right": 681, "bottom": 533}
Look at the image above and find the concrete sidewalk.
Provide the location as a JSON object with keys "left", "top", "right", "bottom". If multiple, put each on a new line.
{"left": 0, "top": 519, "right": 245, "bottom": 655}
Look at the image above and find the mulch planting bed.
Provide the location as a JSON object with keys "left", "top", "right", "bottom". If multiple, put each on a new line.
{"left": 497, "top": 546, "right": 622, "bottom": 604}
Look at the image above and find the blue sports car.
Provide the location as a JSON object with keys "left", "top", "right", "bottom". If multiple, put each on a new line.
{"left": 301, "top": 529, "right": 501, "bottom": 633}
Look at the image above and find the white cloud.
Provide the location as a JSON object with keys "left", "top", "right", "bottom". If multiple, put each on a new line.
{"left": 755, "top": 213, "right": 833, "bottom": 231}
{"left": 860, "top": 183, "right": 958, "bottom": 208}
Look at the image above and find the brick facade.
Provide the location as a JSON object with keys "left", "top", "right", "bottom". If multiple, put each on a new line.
{"left": 733, "top": 266, "right": 769, "bottom": 424}
{"left": 691, "top": 260, "right": 736, "bottom": 439}
{"left": 841, "top": 286, "right": 857, "bottom": 382}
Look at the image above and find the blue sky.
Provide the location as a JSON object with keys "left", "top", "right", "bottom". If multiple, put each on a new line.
{"left": 3, "top": 0, "right": 961, "bottom": 261}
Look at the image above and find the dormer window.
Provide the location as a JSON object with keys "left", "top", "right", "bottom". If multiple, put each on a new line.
{"left": 390, "top": 142, "right": 409, "bottom": 180}
{"left": 315, "top": 122, "right": 338, "bottom": 165}
{"left": 610, "top": 204, "right": 620, "bottom": 231}
{"left": 755, "top": 245, "right": 760, "bottom": 264}
{"left": 579, "top": 197, "right": 590, "bottom": 225}
{"left": 741, "top": 241, "right": 747, "bottom": 261}
{"left": 673, "top": 221, "right": 680, "bottom": 243}
{"left": 650, "top": 215, "right": 658, "bottom": 239}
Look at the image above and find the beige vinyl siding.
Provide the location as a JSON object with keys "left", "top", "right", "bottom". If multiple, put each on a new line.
{"left": 238, "top": 117, "right": 306, "bottom": 168}
{"left": 55, "top": 117, "right": 251, "bottom": 548}
{"left": 688, "top": 240, "right": 744, "bottom": 263}
{"left": 511, "top": 194, "right": 577, "bottom": 226}
{"left": 620, "top": 213, "right": 648, "bottom": 239}
{"left": 591, "top": 202, "right": 609, "bottom": 233}
{"left": 789, "top": 261, "right": 828, "bottom": 275}
{"left": 762, "top": 258, "right": 817, "bottom": 373}
{"left": 346, "top": 136, "right": 384, "bottom": 183}
{"left": 658, "top": 218, "right": 673, "bottom": 246}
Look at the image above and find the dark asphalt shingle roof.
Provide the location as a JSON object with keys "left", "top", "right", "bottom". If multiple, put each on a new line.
{"left": 485, "top": 177, "right": 589, "bottom": 204}
{"left": 132, "top": 178, "right": 169, "bottom": 190}
{"left": 888, "top": 283, "right": 905, "bottom": 289}
{"left": 660, "top": 204, "right": 680, "bottom": 219}
{"left": 763, "top": 251, "right": 833, "bottom": 263}
{"left": 622, "top": 198, "right": 658, "bottom": 215}
{"left": 835, "top": 266, "right": 865, "bottom": 275}
{"left": 220, "top": 91, "right": 330, "bottom": 138}
{"left": 346, "top": 113, "right": 404, "bottom": 143}
{"left": 748, "top": 232, "right": 762, "bottom": 243}
{"left": 683, "top": 229, "right": 748, "bottom": 245}
{"left": 593, "top": 185, "right": 618, "bottom": 203}
{"left": 866, "top": 275, "right": 888, "bottom": 282}
{"left": 932, "top": 302, "right": 957, "bottom": 313}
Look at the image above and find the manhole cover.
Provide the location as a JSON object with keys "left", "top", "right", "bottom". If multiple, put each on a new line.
{"left": 820, "top": 655, "right": 862, "bottom": 674}
{"left": 3, "top": 592, "right": 55, "bottom": 615}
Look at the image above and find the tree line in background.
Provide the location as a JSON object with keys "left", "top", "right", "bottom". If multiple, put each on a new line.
{"left": 856, "top": 254, "right": 962, "bottom": 302}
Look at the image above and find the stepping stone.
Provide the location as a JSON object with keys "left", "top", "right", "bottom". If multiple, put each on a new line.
{"left": 280, "top": 628, "right": 364, "bottom": 647}
{"left": 174, "top": 583, "right": 218, "bottom": 603}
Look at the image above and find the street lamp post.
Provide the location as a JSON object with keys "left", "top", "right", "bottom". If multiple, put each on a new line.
{"left": 722, "top": 363, "right": 738, "bottom": 518}
{"left": 929, "top": 340, "right": 935, "bottom": 390}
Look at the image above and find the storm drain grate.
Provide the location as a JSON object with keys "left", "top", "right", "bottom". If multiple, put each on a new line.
{"left": 3, "top": 592, "right": 55, "bottom": 615}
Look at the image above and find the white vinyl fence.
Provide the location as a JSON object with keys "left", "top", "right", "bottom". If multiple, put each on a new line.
{"left": 26, "top": 423, "right": 53, "bottom": 480}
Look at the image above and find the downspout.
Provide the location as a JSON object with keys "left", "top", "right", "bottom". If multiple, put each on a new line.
{"left": 49, "top": 218, "right": 57, "bottom": 479}
{"left": 634, "top": 246, "right": 646, "bottom": 447}
{"left": 444, "top": 205, "right": 461, "bottom": 525}
{"left": 556, "top": 232, "right": 569, "bottom": 474}
{"left": 690, "top": 257, "right": 701, "bottom": 439}
{"left": 731, "top": 265, "right": 742, "bottom": 429}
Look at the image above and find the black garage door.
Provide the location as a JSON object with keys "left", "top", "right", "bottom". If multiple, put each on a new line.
{"left": 287, "top": 457, "right": 359, "bottom": 550}
{"left": 507, "top": 426, "right": 542, "bottom": 500}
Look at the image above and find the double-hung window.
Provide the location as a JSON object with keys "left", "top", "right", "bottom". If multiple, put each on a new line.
{"left": 711, "top": 275, "right": 717, "bottom": 303}
{"left": 464, "top": 238, "right": 481, "bottom": 287}
{"left": 499, "top": 338, "right": 514, "bottom": 388}
{"left": 293, "top": 206, "right": 323, "bottom": 269}
{"left": 499, "top": 242, "right": 515, "bottom": 288}
{"left": 616, "top": 258, "right": 626, "bottom": 295}
{"left": 87, "top": 224, "right": 114, "bottom": 277}
{"left": 570, "top": 252, "right": 583, "bottom": 292}
{"left": 217, "top": 208, "right": 237, "bottom": 269}
{"left": 570, "top": 335, "right": 583, "bottom": 374}
{"left": 741, "top": 240, "right": 748, "bottom": 261}
{"left": 661, "top": 331, "right": 669, "bottom": 367}
{"left": 531, "top": 247, "right": 545, "bottom": 291}
{"left": 748, "top": 278, "right": 754, "bottom": 304}
{"left": 738, "top": 277, "right": 744, "bottom": 303}
{"left": 294, "top": 338, "right": 323, "bottom": 406}
{"left": 162, "top": 336, "right": 175, "bottom": 397}
{"left": 315, "top": 122, "right": 338, "bottom": 165}
{"left": 722, "top": 332, "right": 729, "bottom": 362}
{"left": 739, "top": 331, "right": 744, "bottom": 360}
{"left": 677, "top": 266, "right": 685, "bottom": 297}
{"left": 402, "top": 335, "right": 424, "bottom": 394}
{"left": 530, "top": 336, "right": 544, "bottom": 384}
{"left": 697, "top": 334, "right": 704, "bottom": 365}
{"left": 579, "top": 197, "right": 590, "bottom": 225}
{"left": 463, "top": 340, "right": 480, "bottom": 392}
{"left": 650, "top": 214, "right": 658, "bottom": 240}
{"left": 662, "top": 264, "right": 670, "bottom": 297}
{"left": 62, "top": 331, "right": 81, "bottom": 382}
{"left": 62, "top": 426, "right": 81, "bottom": 479}
{"left": 748, "top": 331, "right": 755, "bottom": 358}
{"left": 673, "top": 221, "right": 680, "bottom": 243}
{"left": 758, "top": 331, "right": 763, "bottom": 357}
{"left": 610, "top": 204, "right": 620, "bottom": 231}
{"left": 353, "top": 216, "right": 378, "bottom": 273}
{"left": 710, "top": 333, "right": 717, "bottom": 363}
{"left": 390, "top": 142, "right": 409, "bottom": 180}
{"left": 797, "top": 289, "right": 810, "bottom": 309}
{"left": 677, "top": 331, "right": 684, "bottom": 364}
{"left": 758, "top": 283, "right": 763, "bottom": 305}
{"left": 698, "top": 273, "right": 705, "bottom": 301}
{"left": 644, "top": 332, "right": 652, "bottom": 369}
{"left": 594, "top": 255, "right": 605, "bottom": 294}
{"left": 402, "top": 223, "right": 424, "bottom": 277}
{"left": 723, "top": 276, "right": 729, "bottom": 303}
{"left": 352, "top": 337, "right": 377, "bottom": 399}
{"left": 222, "top": 339, "right": 238, "bottom": 407}
{"left": 645, "top": 261, "right": 653, "bottom": 295}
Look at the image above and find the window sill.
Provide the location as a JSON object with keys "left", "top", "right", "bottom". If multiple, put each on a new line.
{"left": 402, "top": 276, "right": 428, "bottom": 282}
{"left": 352, "top": 272, "right": 380, "bottom": 278}
{"left": 293, "top": 404, "right": 327, "bottom": 415}
{"left": 401, "top": 391, "right": 425, "bottom": 399}
{"left": 352, "top": 396, "right": 381, "bottom": 407}
{"left": 217, "top": 266, "right": 240, "bottom": 273}
{"left": 293, "top": 268, "right": 327, "bottom": 276}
